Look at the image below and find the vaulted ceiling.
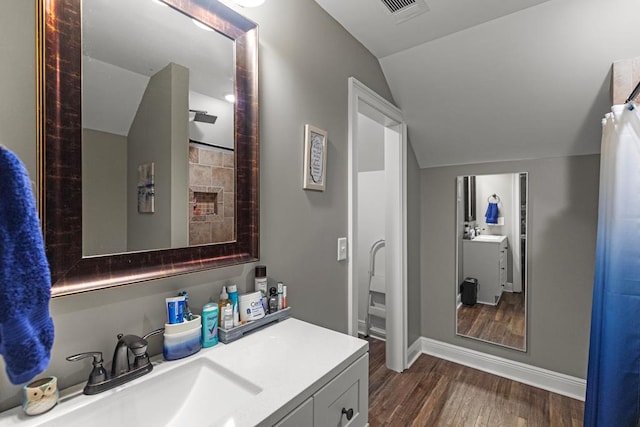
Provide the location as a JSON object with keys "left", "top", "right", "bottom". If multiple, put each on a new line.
{"left": 314, "top": 0, "right": 640, "bottom": 168}
{"left": 313, "top": 0, "right": 553, "bottom": 58}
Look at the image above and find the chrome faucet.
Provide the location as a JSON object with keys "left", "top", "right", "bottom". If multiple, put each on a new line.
{"left": 67, "top": 329, "right": 163, "bottom": 395}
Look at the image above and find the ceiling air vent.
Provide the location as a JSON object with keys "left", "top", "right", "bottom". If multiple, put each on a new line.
{"left": 379, "top": 0, "right": 429, "bottom": 24}
{"left": 381, "top": 0, "right": 416, "bottom": 13}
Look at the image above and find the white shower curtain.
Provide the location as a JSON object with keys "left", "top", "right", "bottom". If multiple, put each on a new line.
{"left": 585, "top": 104, "right": 640, "bottom": 426}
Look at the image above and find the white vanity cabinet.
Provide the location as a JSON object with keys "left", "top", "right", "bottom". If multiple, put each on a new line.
{"left": 0, "top": 319, "right": 369, "bottom": 427}
{"left": 275, "top": 398, "right": 313, "bottom": 427}
{"left": 463, "top": 236, "right": 508, "bottom": 305}
{"left": 274, "top": 353, "right": 368, "bottom": 427}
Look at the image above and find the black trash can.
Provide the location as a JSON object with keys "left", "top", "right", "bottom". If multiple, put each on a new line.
{"left": 460, "top": 277, "right": 478, "bottom": 306}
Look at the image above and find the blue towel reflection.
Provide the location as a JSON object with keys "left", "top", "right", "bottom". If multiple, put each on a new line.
{"left": 485, "top": 202, "right": 499, "bottom": 224}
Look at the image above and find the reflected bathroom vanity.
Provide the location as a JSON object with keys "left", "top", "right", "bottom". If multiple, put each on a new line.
{"left": 463, "top": 235, "right": 508, "bottom": 305}
{"left": 456, "top": 173, "right": 528, "bottom": 351}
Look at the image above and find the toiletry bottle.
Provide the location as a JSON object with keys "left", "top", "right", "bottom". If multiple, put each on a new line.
{"left": 227, "top": 284, "right": 240, "bottom": 327}
{"left": 218, "top": 286, "right": 231, "bottom": 325}
{"left": 201, "top": 303, "right": 219, "bottom": 348}
{"left": 222, "top": 303, "right": 233, "bottom": 329}
{"left": 268, "top": 287, "right": 278, "bottom": 314}
{"left": 255, "top": 265, "right": 268, "bottom": 312}
{"left": 282, "top": 285, "right": 287, "bottom": 309}
{"left": 180, "top": 291, "right": 194, "bottom": 321}
{"left": 277, "top": 282, "right": 284, "bottom": 310}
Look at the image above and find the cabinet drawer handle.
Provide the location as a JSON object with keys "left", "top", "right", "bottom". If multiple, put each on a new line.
{"left": 342, "top": 407, "right": 354, "bottom": 421}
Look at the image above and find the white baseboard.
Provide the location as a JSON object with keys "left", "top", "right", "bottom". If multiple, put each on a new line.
{"left": 357, "top": 319, "right": 386, "bottom": 340}
{"left": 407, "top": 338, "right": 422, "bottom": 369}
{"left": 416, "top": 337, "right": 586, "bottom": 401}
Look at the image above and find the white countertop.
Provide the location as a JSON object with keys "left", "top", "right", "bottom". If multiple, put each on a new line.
{"left": 0, "top": 318, "right": 368, "bottom": 427}
{"left": 465, "top": 235, "right": 507, "bottom": 243}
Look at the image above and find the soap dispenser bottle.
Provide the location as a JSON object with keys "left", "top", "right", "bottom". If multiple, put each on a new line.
{"left": 227, "top": 285, "right": 239, "bottom": 327}
{"left": 218, "top": 286, "right": 231, "bottom": 326}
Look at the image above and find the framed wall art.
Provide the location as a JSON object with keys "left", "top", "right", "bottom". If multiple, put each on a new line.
{"left": 303, "top": 124, "right": 328, "bottom": 191}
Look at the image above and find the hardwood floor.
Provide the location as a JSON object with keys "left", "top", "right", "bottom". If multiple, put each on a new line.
{"left": 367, "top": 338, "right": 584, "bottom": 426}
{"left": 457, "top": 292, "right": 525, "bottom": 350}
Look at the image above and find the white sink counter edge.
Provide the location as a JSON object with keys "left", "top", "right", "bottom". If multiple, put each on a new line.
{"left": 0, "top": 318, "right": 368, "bottom": 427}
{"left": 466, "top": 235, "right": 507, "bottom": 243}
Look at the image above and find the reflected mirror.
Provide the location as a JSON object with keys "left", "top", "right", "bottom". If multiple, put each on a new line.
{"left": 455, "top": 173, "right": 528, "bottom": 351}
{"left": 82, "top": 0, "right": 236, "bottom": 256}
{"left": 39, "top": 0, "right": 259, "bottom": 296}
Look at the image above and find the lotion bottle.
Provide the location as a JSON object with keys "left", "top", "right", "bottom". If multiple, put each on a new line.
{"left": 222, "top": 304, "right": 233, "bottom": 329}
{"left": 218, "top": 286, "right": 230, "bottom": 326}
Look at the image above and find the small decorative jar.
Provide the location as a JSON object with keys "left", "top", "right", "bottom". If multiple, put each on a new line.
{"left": 22, "top": 376, "right": 58, "bottom": 416}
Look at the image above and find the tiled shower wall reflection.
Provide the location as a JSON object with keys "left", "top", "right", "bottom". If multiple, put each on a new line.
{"left": 188, "top": 144, "right": 235, "bottom": 245}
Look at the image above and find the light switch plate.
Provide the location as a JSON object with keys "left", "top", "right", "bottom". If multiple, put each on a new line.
{"left": 337, "top": 237, "right": 347, "bottom": 261}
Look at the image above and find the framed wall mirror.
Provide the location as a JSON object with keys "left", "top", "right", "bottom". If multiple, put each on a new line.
{"left": 455, "top": 173, "right": 528, "bottom": 351}
{"left": 38, "top": 0, "right": 259, "bottom": 296}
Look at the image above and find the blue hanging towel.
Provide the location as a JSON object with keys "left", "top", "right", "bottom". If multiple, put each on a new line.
{"left": 485, "top": 202, "right": 499, "bottom": 224}
{"left": 0, "top": 146, "right": 54, "bottom": 385}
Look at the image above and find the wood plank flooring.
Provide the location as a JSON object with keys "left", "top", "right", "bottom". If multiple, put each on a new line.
{"left": 367, "top": 338, "right": 584, "bottom": 426}
{"left": 457, "top": 292, "right": 526, "bottom": 350}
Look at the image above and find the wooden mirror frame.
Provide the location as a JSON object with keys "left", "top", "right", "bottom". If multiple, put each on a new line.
{"left": 37, "top": 0, "right": 259, "bottom": 297}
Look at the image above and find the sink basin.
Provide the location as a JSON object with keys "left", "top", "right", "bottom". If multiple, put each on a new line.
{"left": 31, "top": 357, "right": 262, "bottom": 427}
{"left": 472, "top": 235, "right": 505, "bottom": 242}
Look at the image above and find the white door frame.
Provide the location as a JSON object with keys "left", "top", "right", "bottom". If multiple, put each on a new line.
{"left": 347, "top": 77, "right": 408, "bottom": 372}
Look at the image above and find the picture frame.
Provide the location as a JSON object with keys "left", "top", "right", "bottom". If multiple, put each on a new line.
{"left": 303, "top": 124, "right": 328, "bottom": 191}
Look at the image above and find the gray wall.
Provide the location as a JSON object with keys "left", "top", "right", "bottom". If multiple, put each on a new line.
{"left": 237, "top": 1, "right": 399, "bottom": 334}
{"left": 0, "top": 0, "right": 411, "bottom": 411}
{"left": 169, "top": 65, "right": 189, "bottom": 248}
{"left": 127, "top": 63, "right": 189, "bottom": 251}
{"left": 357, "top": 113, "right": 385, "bottom": 172}
{"left": 0, "top": 0, "right": 35, "bottom": 178}
{"left": 421, "top": 154, "right": 599, "bottom": 379}
{"left": 82, "top": 129, "right": 128, "bottom": 255}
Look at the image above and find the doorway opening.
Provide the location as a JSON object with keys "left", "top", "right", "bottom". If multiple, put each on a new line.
{"left": 348, "top": 77, "right": 407, "bottom": 372}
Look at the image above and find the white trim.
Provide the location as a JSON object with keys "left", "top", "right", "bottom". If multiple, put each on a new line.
{"left": 417, "top": 337, "right": 586, "bottom": 401}
{"left": 511, "top": 174, "right": 522, "bottom": 293}
{"left": 348, "top": 77, "right": 407, "bottom": 373}
{"left": 357, "top": 319, "right": 387, "bottom": 340}
{"left": 504, "top": 282, "right": 514, "bottom": 292}
{"left": 407, "top": 338, "right": 422, "bottom": 368}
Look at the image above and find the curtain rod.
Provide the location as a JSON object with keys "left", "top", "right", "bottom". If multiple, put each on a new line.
{"left": 625, "top": 80, "right": 640, "bottom": 104}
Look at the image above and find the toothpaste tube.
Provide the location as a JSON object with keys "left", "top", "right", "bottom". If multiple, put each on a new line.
{"left": 166, "top": 296, "right": 185, "bottom": 324}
